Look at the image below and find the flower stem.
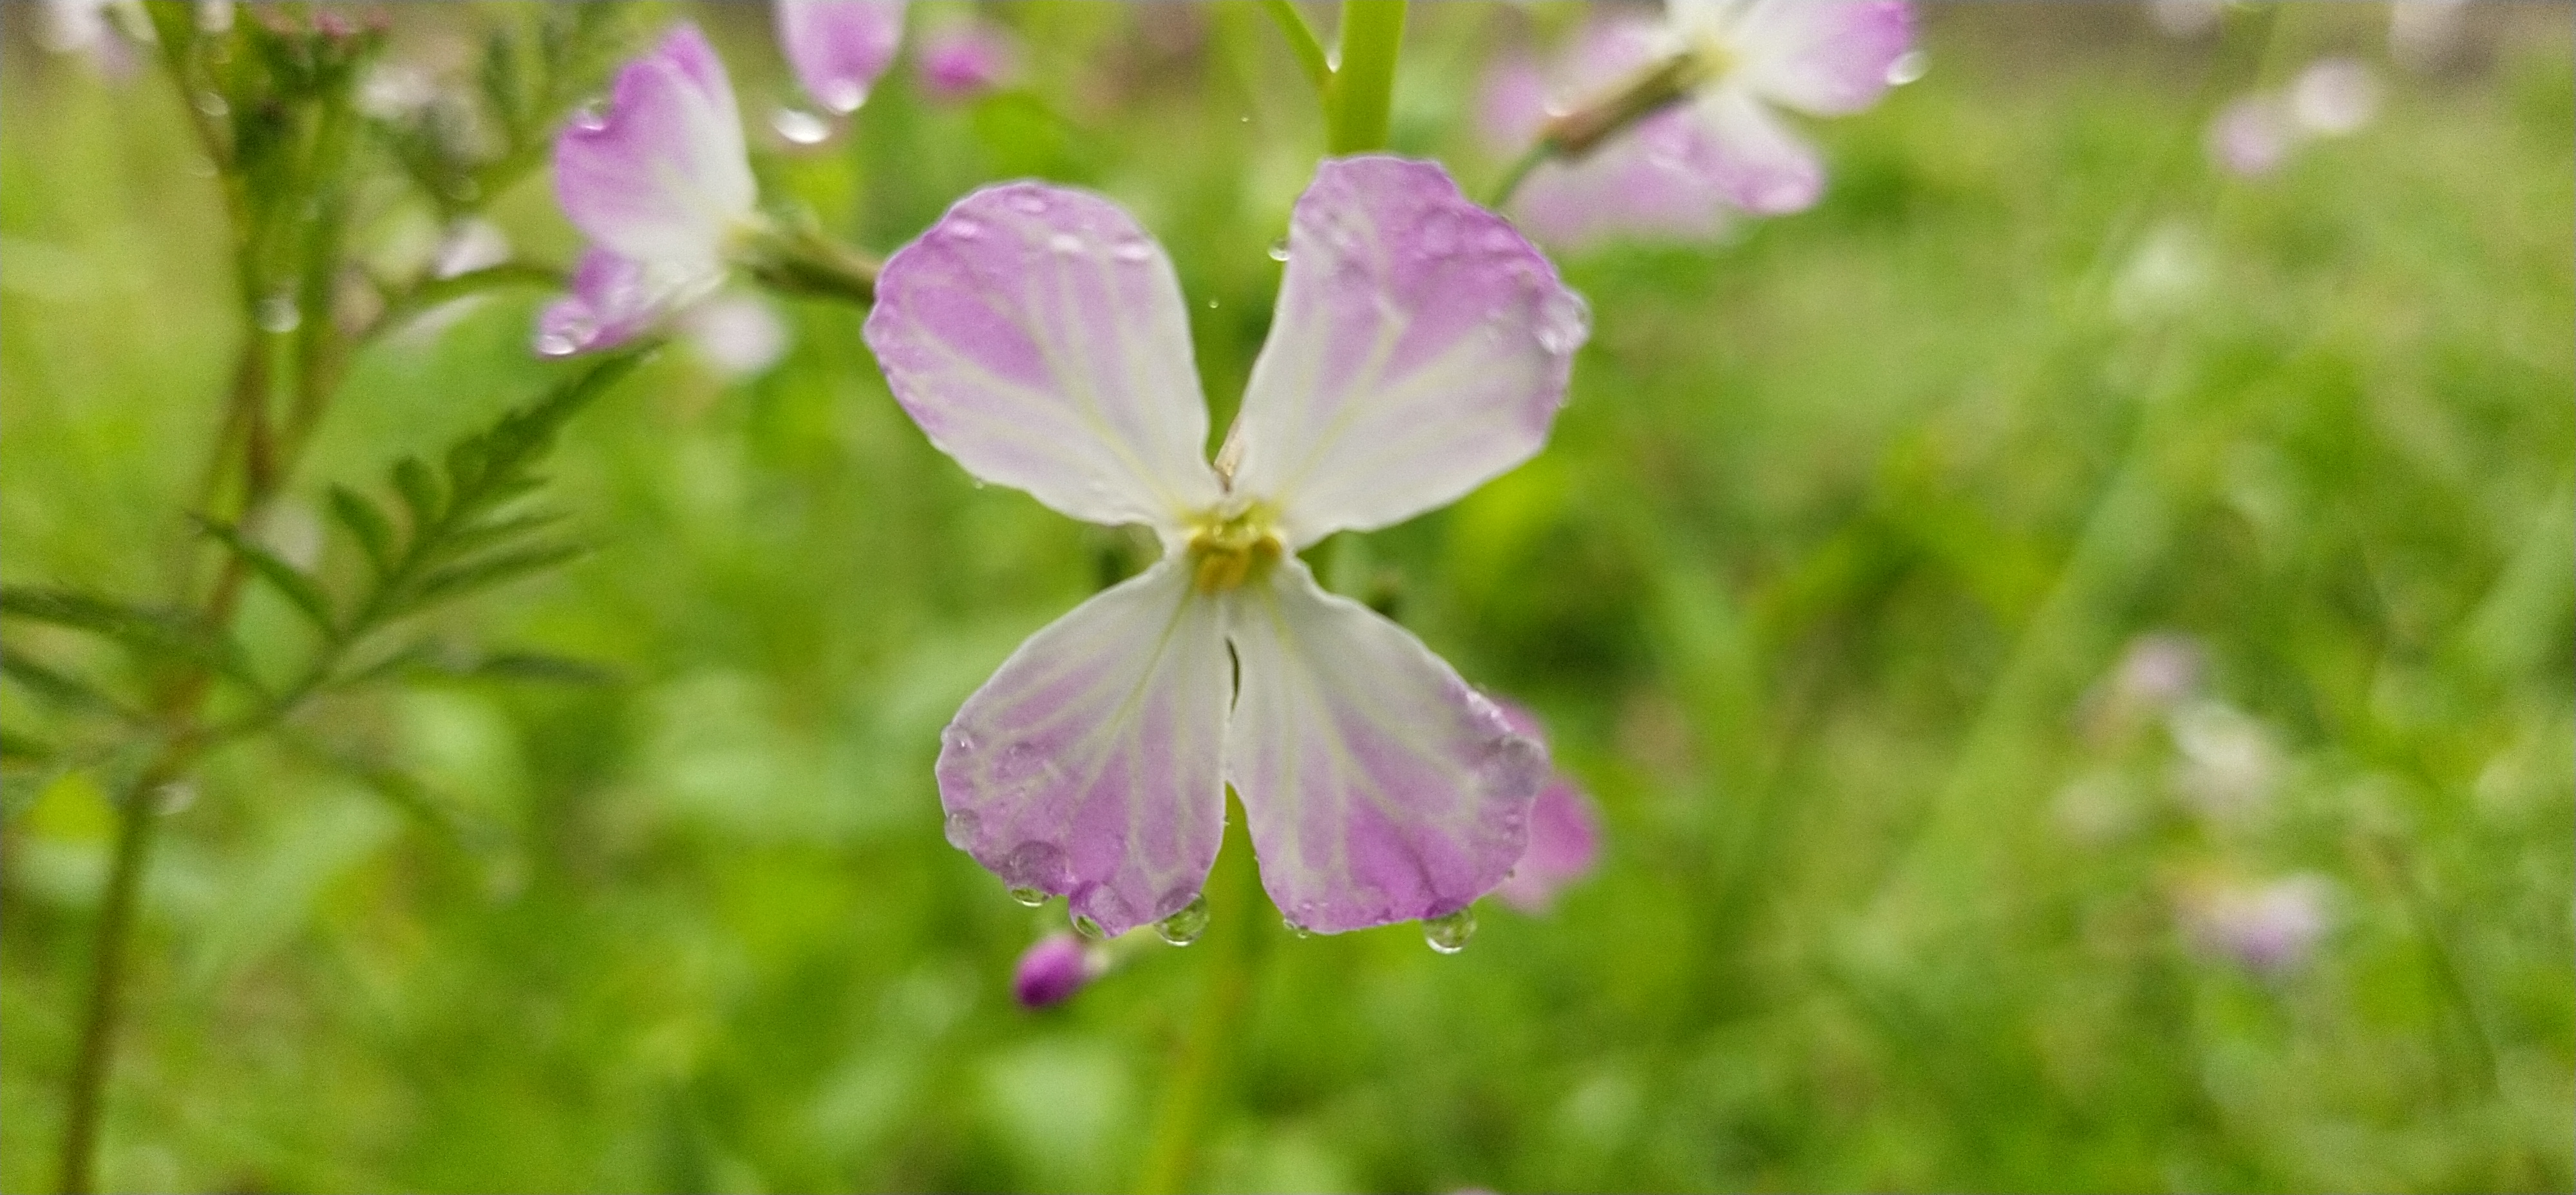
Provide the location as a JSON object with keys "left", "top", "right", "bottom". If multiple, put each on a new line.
{"left": 1135, "top": 798, "right": 1265, "bottom": 1194}
{"left": 1323, "top": 1, "right": 1406, "bottom": 155}
{"left": 1260, "top": 0, "right": 1331, "bottom": 99}
{"left": 1485, "top": 140, "right": 1553, "bottom": 210}
{"left": 55, "top": 761, "right": 178, "bottom": 1194}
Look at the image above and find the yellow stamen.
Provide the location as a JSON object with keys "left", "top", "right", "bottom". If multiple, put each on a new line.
{"left": 1186, "top": 503, "right": 1284, "bottom": 594}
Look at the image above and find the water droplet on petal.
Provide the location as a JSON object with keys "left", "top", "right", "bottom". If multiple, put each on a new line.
{"left": 1266, "top": 236, "right": 1290, "bottom": 263}
{"left": 256, "top": 292, "right": 302, "bottom": 333}
{"left": 1886, "top": 50, "right": 1929, "bottom": 86}
{"left": 772, "top": 106, "right": 833, "bottom": 145}
{"left": 569, "top": 100, "right": 609, "bottom": 132}
{"left": 1048, "top": 232, "right": 1084, "bottom": 255}
{"left": 1010, "top": 192, "right": 1049, "bottom": 214}
{"left": 1154, "top": 893, "right": 1210, "bottom": 946}
{"left": 1111, "top": 239, "right": 1152, "bottom": 262}
{"left": 818, "top": 79, "right": 868, "bottom": 115}
{"left": 947, "top": 218, "right": 984, "bottom": 241}
{"left": 1282, "top": 916, "right": 1312, "bottom": 939}
{"left": 1423, "top": 907, "right": 1477, "bottom": 954}
{"left": 534, "top": 330, "right": 580, "bottom": 357}
{"left": 1007, "top": 885, "right": 1048, "bottom": 907}
{"left": 1070, "top": 913, "right": 1107, "bottom": 940}
{"left": 1533, "top": 291, "right": 1592, "bottom": 357}
{"left": 942, "top": 807, "right": 981, "bottom": 848}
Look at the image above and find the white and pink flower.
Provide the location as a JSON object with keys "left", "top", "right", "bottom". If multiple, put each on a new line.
{"left": 864, "top": 156, "right": 1591, "bottom": 938}
{"left": 776, "top": 0, "right": 908, "bottom": 114}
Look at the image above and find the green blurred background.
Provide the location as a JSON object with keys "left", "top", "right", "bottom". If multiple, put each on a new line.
{"left": 3, "top": 3, "right": 2570, "bottom": 1191}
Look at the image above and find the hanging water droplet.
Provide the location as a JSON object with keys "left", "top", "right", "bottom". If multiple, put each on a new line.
{"left": 1206, "top": 298, "right": 1219, "bottom": 310}
{"left": 1886, "top": 50, "right": 1929, "bottom": 86}
{"left": 819, "top": 79, "right": 868, "bottom": 114}
{"left": 194, "top": 91, "right": 229, "bottom": 117}
{"left": 1423, "top": 907, "right": 1477, "bottom": 954}
{"left": 569, "top": 100, "right": 609, "bottom": 132}
{"left": 1282, "top": 916, "right": 1312, "bottom": 939}
{"left": 1007, "top": 885, "right": 1048, "bottom": 907}
{"left": 772, "top": 106, "right": 832, "bottom": 145}
{"left": 1266, "top": 236, "right": 1290, "bottom": 263}
{"left": 1154, "top": 893, "right": 1210, "bottom": 946}
{"left": 1070, "top": 913, "right": 1107, "bottom": 941}
{"left": 534, "top": 330, "right": 580, "bottom": 357}
{"left": 256, "top": 292, "right": 302, "bottom": 333}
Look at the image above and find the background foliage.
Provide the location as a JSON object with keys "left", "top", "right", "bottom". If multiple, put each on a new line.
{"left": 3, "top": 3, "right": 2570, "bottom": 1191}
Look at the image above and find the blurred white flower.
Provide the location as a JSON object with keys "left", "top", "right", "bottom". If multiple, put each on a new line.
{"left": 2289, "top": 57, "right": 2381, "bottom": 137}
{"left": 2111, "top": 227, "right": 2211, "bottom": 324}
{"left": 2169, "top": 700, "right": 2280, "bottom": 819}
{"left": 682, "top": 294, "right": 790, "bottom": 379}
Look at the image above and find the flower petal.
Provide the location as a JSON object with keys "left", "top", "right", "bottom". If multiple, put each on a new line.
{"left": 534, "top": 247, "right": 719, "bottom": 357}
{"left": 1482, "top": 702, "right": 1602, "bottom": 914}
{"left": 937, "top": 558, "right": 1230, "bottom": 937}
{"left": 1227, "top": 157, "right": 1587, "bottom": 547}
{"left": 776, "top": 0, "right": 907, "bottom": 114}
{"left": 1693, "top": 87, "right": 1825, "bottom": 215}
{"left": 552, "top": 23, "right": 755, "bottom": 270}
{"left": 1223, "top": 561, "right": 1547, "bottom": 934}
{"left": 865, "top": 183, "right": 1222, "bottom": 530}
{"left": 1510, "top": 108, "right": 1737, "bottom": 249}
{"left": 1727, "top": 0, "right": 1914, "bottom": 116}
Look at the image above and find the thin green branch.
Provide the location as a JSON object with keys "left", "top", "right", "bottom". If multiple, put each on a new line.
{"left": 1486, "top": 139, "right": 1553, "bottom": 209}
{"left": 1260, "top": 0, "right": 1332, "bottom": 99}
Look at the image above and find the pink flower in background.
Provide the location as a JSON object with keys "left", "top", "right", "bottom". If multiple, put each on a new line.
{"left": 2209, "top": 94, "right": 2294, "bottom": 178}
{"left": 539, "top": 24, "right": 759, "bottom": 356}
{"left": 865, "top": 156, "right": 1589, "bottom": 939}
{"left": 917, "top": 18, "right": 1017, "bottom": 103}
{"left": 2208, "top": 58, "right": 2382, "bottom": 180}
{"left": 777, "top": 0, "right": 907, "bottom": 114}
{"left": 1486, "top": 702, "right": 1603, "bottom": 914}
{"left": 2182, "top": 874, "right": 2331, "bottom": 974}
{"left": 1011, "top": 933, "right": 1098, "bottom": 1008}
{"left": 1483, "top": 1, "right": 1913, "bottom": 245}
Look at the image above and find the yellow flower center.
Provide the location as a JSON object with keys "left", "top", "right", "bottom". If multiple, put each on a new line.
{"left": 1185, "top": 502, "right": 1284, "bottom": 594}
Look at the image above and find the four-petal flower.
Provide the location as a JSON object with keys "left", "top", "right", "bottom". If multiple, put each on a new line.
{"left": 864, "top": 156, "right": 1591, "bottom": 937}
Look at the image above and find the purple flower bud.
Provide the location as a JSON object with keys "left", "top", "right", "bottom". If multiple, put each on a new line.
{"left": 1012, "top": 933, "right": 1094, "bottom": 1009}
{"left": 776, "top": 0, "right": 907, "bottom": 114}
{"left": 917, "top": 19, "right": 1016, "bottom": 103}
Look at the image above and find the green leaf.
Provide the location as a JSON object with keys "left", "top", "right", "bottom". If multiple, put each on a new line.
{"left": 197, "top": 517, "right": 336, "bottom": 634}
{"left": 456, "top": 651, "right": 616, "bottom": 686}
{"left": 393, "top": 456, "right": 442, "bottom": 534}
{"left": 431, "top": 511, "right": 569, "bottom": 567}
{"left": 1, "top": 651, "right": 136, "bottom": 719}
{"left": 411, "top": 543, "right": 589, "bottom": 610}
{"left": 0, "top": 726, "right": 55, "bottom": 764}
{"left": 0, "top": 587, "right": 254, "bottom": 685}
{"left": 330, "top": 485, "right": 397, "bottom": 576}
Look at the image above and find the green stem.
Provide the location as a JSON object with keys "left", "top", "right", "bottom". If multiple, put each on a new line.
{"left": 1486, "top": 139, "right": 1553, "bottom": 209}
{"left": 1260, "top": 0, "right": 1331, "bottom": 99}
{"left": 56, "top": 763, "right": 181, "bottom": 1194}
{"left": 1136, "top": 800, "right": 1265, "bottom": 1194}
{"left": 1323, "top": 1, "right": 1406, "bottom": 155}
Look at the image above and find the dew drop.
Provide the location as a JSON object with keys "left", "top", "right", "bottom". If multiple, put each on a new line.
{"left": 942, "top": 807, "right": 981, "bottom": 849}
{"left": 1111, "top": 239, "right": 1152, "bottom": 262}
{"left": 947, "top": 218, "right": 984, "bottom": 241}
{"left": 256, "top": 292, "right": 303, "bottom": 334}
{"left": 194, "top": 91, "right": 229, "bottom": 117}
{"left": 1070, "top": 912, "right": 1107, "bottom": 940}
{"left": 1282, "top": 916, "right": 1312, "bottom": 939}
{"left": 1206, "top": 298, "right": 1219, "bottom": 310}
{"left": 1266, "top": 236, "right": 1290, "bottom": 263}
{"left": 1153, "top": 893, "right": 1210, "bottom": 946}
{"left": 1048, "top": 232, "right": 1084, "bottom": 255}
{"left": 1886, "top": 50, "right": 1928, "bottom": 86}
{"left": 1010, "top": 192, "right": 1049, "bottom": 214}
{"left": 569, "top": 101, "right": 609, "bottom": 132}
{"left": 1007, "top": 885, "right": 1048, "bottom": 907}
{"left": 819, "top": 79, "right": 868, "bottom": 115}
{"left": 772, "top": 106, "right": 832, "bottom": 145}
{"left": 1423, "top": 906, "right": 1477, "bottom": 954}
{"left": 533, "top": 330, "right": 580, "bottom": 357}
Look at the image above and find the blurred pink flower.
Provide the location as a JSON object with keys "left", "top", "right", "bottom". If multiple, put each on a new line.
{"left": 2183, "top": 874, "right": 2331, "bottom": 974}
{"left": 1482, "top": 1, "right": 1914, "bottom": 247}
{"left": 2208, "top": 93, "right": 2294, "bottom": 178}
{"left": 539, "top": 23, "right": 759, "bottom": 356}
{"left": 1487, "top": 702, "right": 1604, "bottom": 914}
{"left": 864, "top": 157, "right": 1588, "bottom": 939}
{"left": 917, "top": 19, "right": 1017, "bottom": 103}
{"left": 2208, "top": 58, "right": 2381, "bottom": 181}
{"left": 776, "top": 0, "right": 907, "bottom": 114}
{"left": 1011, "top": 932, "right": 1098, "bottom": 1008}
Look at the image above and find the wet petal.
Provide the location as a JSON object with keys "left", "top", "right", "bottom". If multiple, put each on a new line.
{"left": 533, "top": 247, "right": 719, "bottom": 357}
{"left": 1692, "top": 87, "right": 1825, "bottom": 214}
{"left": 1224, "top": 561, "right": 1547, "bottom": 934}
{"left": 1510, "top": 107, "right": 1737, "bottom": 249}
{"left": 777, "top": 0, "right": 907, "bottom": 114}
{"left": 1229, "top": 157, "right": 1587, "bottom": 547}
{"left": 552, "top": 23, "right": 755, "bottom": 270}
{"left": 937, "top": 558, "right": 1230, "bottom": 937}
{"left": 865, "top": 182, "right": 1222, "bottom": 530}
{"left": 1729, "top": 0, "right": 1914, "bottom": 117}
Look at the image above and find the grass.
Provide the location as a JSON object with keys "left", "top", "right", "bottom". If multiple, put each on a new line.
{"left": 2, "top": 3, "right": 2570, "bottom": 1191}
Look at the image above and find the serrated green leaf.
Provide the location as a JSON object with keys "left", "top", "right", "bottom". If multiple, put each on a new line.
{"left": 410, "top": 543, "right": 588, "bottom": 610}
{"left": 197, "top": 518, "right": 336, "bottom": 634}
{"left": 330, "top": 485, "right": 397, "bottom": 576}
